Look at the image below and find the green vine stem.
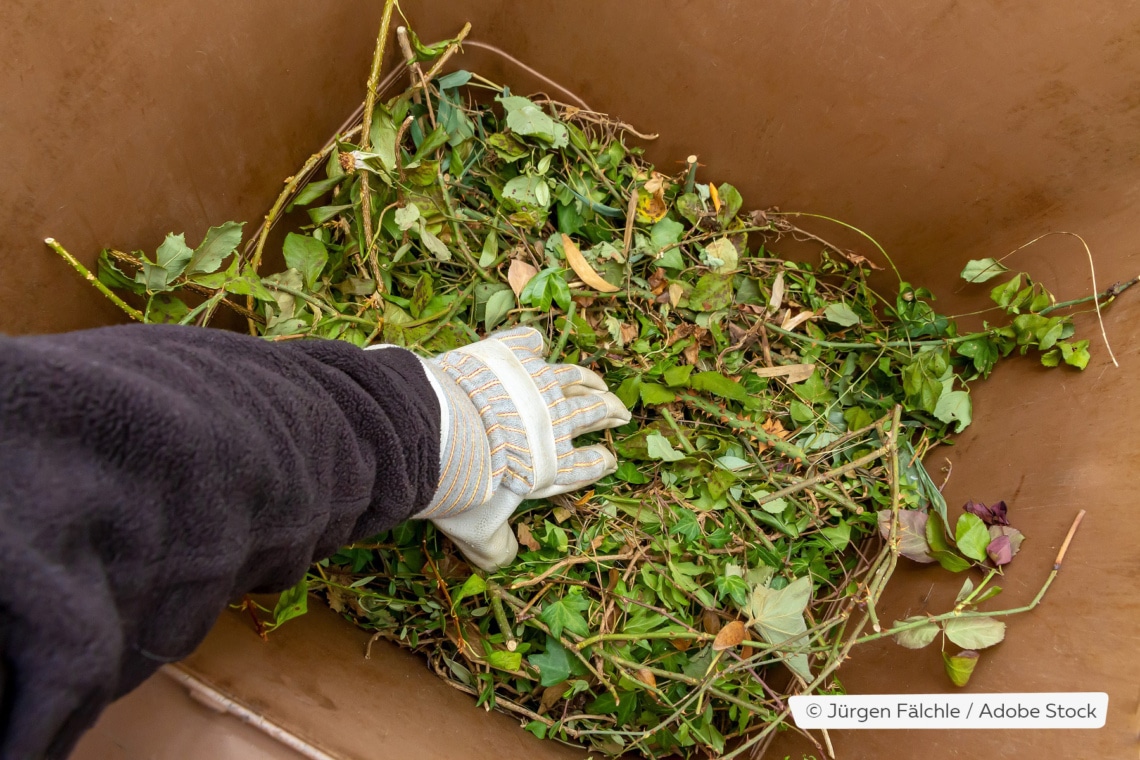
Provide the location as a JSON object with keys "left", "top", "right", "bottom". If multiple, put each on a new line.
{"left": 44, "top": 238, "right": 143, "bottom": 321}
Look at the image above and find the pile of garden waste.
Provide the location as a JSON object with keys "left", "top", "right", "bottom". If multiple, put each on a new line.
{"left": 50, "top": 12, "right": 1116, "bottom": 759}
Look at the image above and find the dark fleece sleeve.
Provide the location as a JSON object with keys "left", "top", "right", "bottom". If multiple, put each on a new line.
{"left": 0, "top": 323, "right": 440, "bottom": 760}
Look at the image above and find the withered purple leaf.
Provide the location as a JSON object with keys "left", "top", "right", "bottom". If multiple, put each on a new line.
{"left": 963, "top": 499, "right": 1010, "bottom": 526}
{"left": 986, "top": 534, "right": 1012, "bottom": 565}
{"left": 878, "top": 509, "right": 934, "bottom": 563}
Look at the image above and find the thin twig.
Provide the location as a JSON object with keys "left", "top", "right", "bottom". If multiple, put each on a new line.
{"left": 44, "top": 238, "right": 142, "bottom": 321}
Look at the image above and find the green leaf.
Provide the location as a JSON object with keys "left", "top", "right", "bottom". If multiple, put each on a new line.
{"left": 272, "top": 579, "right": 308, "bottom": 627}
{"left": 663, "top": 365, "right": 694, "bottom": 387}
{"left": 715, "top": 183, "right": 743, "bottom": 224}
{"left": 933, "top": 389, "right": 973, "bottom": 433}
{"left": 650, "top": 217, "right": 684, "bottom": 252}
{"left": 487, "top": 132, "right": 529, "bottom": 162}
{"left": 893, "top": 617, "right": 941, "bottom": 649}
{"left": 615, "top": 461, "right": 650, "bottom": 484}
{"left": 293, "top": 177, "right": 341, "bottom": 206}
{"left": 283, "top": 233, "right": 328, "bottom": 290}
{"left": 497, "top": 95, "right": 567, "bottom": 147}
{"left": 748, "top": 575, "right": 812, "bottom": 680}
{"left": 451, "top": 573, "right": 487, "bottom": 610}
{"left": 485, "top": 649, "right": 522, "bottom": 672}
{"left": 956, "top": 337, "right": 1000, "bottom": 377}
{"left": 690, "top": 371, "right": 748, "bottom": 402}
{"left": 187, "top": 221, "right": 244, "bottom": 276}
{"left": 943, "top": 617, "right": 1006, "bottom": 650}
{"left": 528, "top": 637, "right": 584, "bottom": 687}
{"left": 156, "top": 232, "right": 194, "bottom": 278}
{"left": 954, "top": 513, "right": 991, "bottom": 562}
{"left": 819, "top": 521, "right": 851, "bottom": 553}
{"left": 417, "top": 222, "right": 453, "bottom": 262}
{"left": 823, "top": 302, "right": 860, "bottom": 327}
{"left": 640, "top": 382, "right": 677, "bottom": 405}
{"left": 484, "top": 288, "right": 515, "bottom": 331}
{"left": 703, "top": 237, "right": 738, "bottom": 273}
{"left": 479, "top": 229, "right": 499, "bottom": 267}
{"left": 524, "top": 721, "right": 547, "bottom": 740}
{"left": 926, "top": 512, "right": 972, "bottom": 572}
{"left": 1060, "top": 339, "right": 1091, "bottom": 370}
{"left": 146, "top": 293, "right": 190, "bottom": 324}
{"left": 646, "top": 433, "right": 685, "bottom": 462}
{"left": 540, "top": 592, "right": 590, "bottom": 639}
{"left": 615, "top": 376, "right": 642, "bottom": 408}
{"left": 687, "top": 273, "right": 735, "bottom": 311}
{"left": 943, "top": 650, "right": 980, "bottom": 687}
{"left": 960, "top": 258, "right": 1010, "bottom": 283}
{"left": 394, "top": 202, "right": 421, "bottom": 231}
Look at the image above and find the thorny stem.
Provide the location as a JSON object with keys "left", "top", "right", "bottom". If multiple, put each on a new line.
{"left": 358, "top": 0, "right": 399, "bottom": 288}
{"left": 44, "top": 238, "right": 142, "bottom": 321}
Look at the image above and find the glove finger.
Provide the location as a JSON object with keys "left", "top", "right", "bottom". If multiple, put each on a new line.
{"left": 488, "top": 325, "right": 546, "bottom": 358}
{"left": 557, "top": 390, "right": 631, "bottom": 436}
{"left": 553, "top": 364, "right": 609, "bottom": 393}
{"left": 430, "top": 489, "right": 523, "bottom": 571}
{"left": 534, "top": 444, "right": 617, "bottom": 498}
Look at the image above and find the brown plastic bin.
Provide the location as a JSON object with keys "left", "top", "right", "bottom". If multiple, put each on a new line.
{"left": 2, "top": 1, "right": 1136, "bottom": 758}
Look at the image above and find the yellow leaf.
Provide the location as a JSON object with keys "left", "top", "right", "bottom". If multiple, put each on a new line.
{"left": 709, "top": 183, "right": 721, "bottom": 213}
{"left": 507, "top": 259, "right": 538, "bottom": 297}
{"left": 668, "top": 282, "right": 684, "bottom": 307}
{"left": 712, "top": 620, "right": 747, "bottom": 651}
{"left": 562, "top": 234, "right": 619, "bottom": 293}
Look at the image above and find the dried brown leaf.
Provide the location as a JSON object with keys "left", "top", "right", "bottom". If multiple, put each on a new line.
{"left": 668, "top": 282, "right": 684, "bottom": 307}
{"left": 635, "top": 669, "right": 657, "bottom": 689}
{"left": 517, "top": 523, "right": 540, "bottom": 552}
{"left": 767, "top": 271, "right": 785, "bottom": 314}
{"left": 702, "top": 609, "right": 722, "bottom": 635}
{"left": 753, "top": 363, "right": 815, "bottom": 383}
{"left": 781, "top": 309, "right": 815, "bottom": 331}
{"left": 507, "top": 259, "right": 538, "bottom": 297}
{"left": 539, "top": 682, "right": 567, "bottom": 714}
{"left": 562, "top": 234, "right": 619, "bottom": 293}
{"left": 712, "top": 620, "right": 746, "bottom": 651}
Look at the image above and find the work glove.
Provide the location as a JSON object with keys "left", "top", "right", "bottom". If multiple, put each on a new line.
{"left": 412, "top": 326, "right": 630, "bottom": 571}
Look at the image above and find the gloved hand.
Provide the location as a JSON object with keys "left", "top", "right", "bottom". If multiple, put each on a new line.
{"left": 412, "top": 326, "right": 630, "bottom": 571}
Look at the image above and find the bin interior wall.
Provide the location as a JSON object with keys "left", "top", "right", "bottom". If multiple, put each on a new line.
{"left": 4, "top": 1, "right": 1136, "bottom": 759}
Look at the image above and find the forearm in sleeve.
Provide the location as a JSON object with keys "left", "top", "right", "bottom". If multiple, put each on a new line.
{"left": 0, "top": 323, "right": 440, "bottom": 759}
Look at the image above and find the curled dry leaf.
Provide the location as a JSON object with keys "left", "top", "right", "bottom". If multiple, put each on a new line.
{"left": 702, "top": 608, "right": 722, "bottom": 635}
{"left": 712, "top": 620, "right": 747, "bottom": 651}
{"left": 635, "top": 668, "right": 657, "bottom": 689}
{"left": 753, "top": 363, "right": 815, "bottom": 383}
{"left": 562, "top": 234, "right": 619, "bottom": 293}
{"left": 767, "top": 271, "right": 785, "bottom": 314}
{"left": 781, "top": 309, "right": 815, "bottom": 331}
{"left": 507, "top": 258, "right": 538, "bottom": 296}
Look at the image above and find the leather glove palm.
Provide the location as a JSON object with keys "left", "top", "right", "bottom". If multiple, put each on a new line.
{"left": 413, "top": 327, "right": 630, "bottom": 570}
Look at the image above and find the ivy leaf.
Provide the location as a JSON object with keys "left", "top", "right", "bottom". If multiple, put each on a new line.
{"left": 954, "top": 513, "right": 991, "bottom": 562}
{"left": 823, "top": 302, "right": 860, "bottom": 327}
{"left": 943, "top": 617, "right": 1006, "bottom": 650}
{"left": 893, "top": 616, "right": 941, "bottom": 649}
{"left": 540, "top": 592, "right": 590, "bottom": 639}
{"left": 283, "top": 233, "right": 329, "bottom": 290}
{"left": 943, "top": 650, "right": 981, "bottom": 687}
{"left": 748, "top": 575, "right": 812, "bottom": 680}
{"left": 646, "top": 433, "right": 685, "bottom": 462}
{"left": 528, "top": 637, "right": 584, "bottom": 687}
{"left": 960, "top": 258, "right": 1010, "bottom": 283}
{"left": 187, "top": 221, "right": 244, "bottom": 276}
